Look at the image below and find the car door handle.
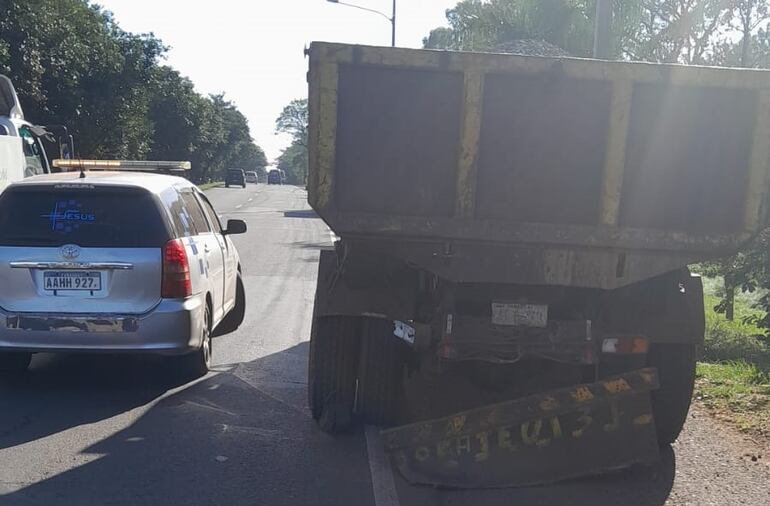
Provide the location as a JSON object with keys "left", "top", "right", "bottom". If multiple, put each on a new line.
{"left": 204, "top": 244, "right": 211, "bottom": 254}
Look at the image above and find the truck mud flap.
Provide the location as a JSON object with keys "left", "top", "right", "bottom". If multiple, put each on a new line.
{"left": 381, "top": 368, "right": 660, "bottom": 488}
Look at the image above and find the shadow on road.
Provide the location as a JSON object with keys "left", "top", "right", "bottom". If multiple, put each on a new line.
{"left": 283, "top": 209, "right": 319, "bottom": 219}
{"left": 0, "top": 343, "right": 374, "bottom": 506}
{"left": 0, "top": 354, "right": 191, "bottom": 450}
{"left": 1, "top": 343, "right": 676, "bottom": 506}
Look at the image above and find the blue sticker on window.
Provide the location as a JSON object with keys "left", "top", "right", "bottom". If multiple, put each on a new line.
{"left": 40, "top": 200, "right": 96, "bottom": 232}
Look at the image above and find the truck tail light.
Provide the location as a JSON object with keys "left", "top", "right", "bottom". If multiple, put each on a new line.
{"left": 602, "top": 337, "right": 649, "bottom": 354}
{"left": 162, "top": 239, "right": 192, "bottom": 298}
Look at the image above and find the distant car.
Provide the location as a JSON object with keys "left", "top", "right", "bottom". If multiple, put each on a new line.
{"left": 225, "top": 168, "right": 246, "bottom": 188}
{"left": 267, "top": 169, "right": 283, "bottom": 185}
{"left": 0, "top": 170, "right": 248, "bottom": 376}
{"left": 245, "top": 171, "right": 258, "bottom": 184}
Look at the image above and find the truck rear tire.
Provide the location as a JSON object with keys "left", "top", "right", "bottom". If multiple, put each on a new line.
{"left": 308, "top": 316, "right": 361, "bottom": 433}
{"left": 356, "top": 318, "right": 405, "bottom": 427}
{"left": 648, "top": 343, "right": 697, "bottom": 445}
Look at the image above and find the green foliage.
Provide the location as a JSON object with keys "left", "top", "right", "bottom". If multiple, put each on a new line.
{"left": 275, "top": 98, "right": 308, "bottom": 185}
{"left": 423, "top": 1, "right": 770, "bottom": 65}
{"left": 277, "top": 140, "right": 308, "bottom": 185}
{"left": 695, "top": 361, "right": 770, "bottom": 435}
{"left": 0, "top": 0, "right": 265, "bottom": 181}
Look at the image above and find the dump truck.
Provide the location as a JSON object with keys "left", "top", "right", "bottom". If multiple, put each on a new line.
{"left": 304, "top": 42, "right": 770, "bottom": 487}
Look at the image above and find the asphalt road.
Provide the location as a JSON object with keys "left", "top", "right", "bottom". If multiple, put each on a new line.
{"left": 1, "top": 184, "right": 768, "bottom": 506}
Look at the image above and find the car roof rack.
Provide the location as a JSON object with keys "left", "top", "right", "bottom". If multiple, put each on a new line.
{"left": 53, "top": 159, "right": 191, "bottom": 175}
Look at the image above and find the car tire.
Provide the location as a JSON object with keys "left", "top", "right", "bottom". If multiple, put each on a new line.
{"left": 308, "top": 315, "right": 361, "bottom": 433}
{"left": 225, "top": 184, "right": 230, "bottom": 188}
{"left": 214, "top": 273, "right": 245, "bottom": 336}
{"left": 176, "top": 304, "right": 212, "bottom": 378}
{"left": 356, "top": 318, "right": 406, "bottom": 427}
{"left": 242, "top": 183, "right": 246, "bottom": 188}
{"left": 0, "top": 352, "right": 32, "bottom": 374}
{"left": 648, "top": 343, "right": 697, "bottom": 445}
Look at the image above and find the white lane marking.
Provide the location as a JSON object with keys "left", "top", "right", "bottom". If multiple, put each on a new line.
{"left": 235, "top": 204, "right": 243, "bottom": 209}
{"left": 365, "top": 425, "right": 401, "bottom": 506}
{"left": 181, "top": 400, "right": 239, "bottom": 417}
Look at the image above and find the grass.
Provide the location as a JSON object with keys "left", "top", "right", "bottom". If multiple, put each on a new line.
{"left": 695, "top": 278, "right": 770, "bottom": 436}
{"left": 695, "top": 362, "right": 770, "bottom": 435}
{"left": 198, "top": 181, "right": 223, "bottom": 190}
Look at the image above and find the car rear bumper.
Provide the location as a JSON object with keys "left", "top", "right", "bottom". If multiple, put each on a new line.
{"left": 0, "top": 295, "right": 205, "bottom": 355}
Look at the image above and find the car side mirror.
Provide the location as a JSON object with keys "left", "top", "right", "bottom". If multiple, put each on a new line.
{"left": 224, "top": 219, "right": 247, "bottom": 235}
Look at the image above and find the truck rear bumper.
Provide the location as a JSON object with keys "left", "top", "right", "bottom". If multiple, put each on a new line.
{"left": 381, "top": 368, "right": 660, "bottom": 488}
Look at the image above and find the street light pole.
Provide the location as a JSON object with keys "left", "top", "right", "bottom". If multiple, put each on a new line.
{"left": 327, "top": 0, "right": 396, "bottom": 47}
{"left": 391, "top": 0, "right": 396, "bottom": 48}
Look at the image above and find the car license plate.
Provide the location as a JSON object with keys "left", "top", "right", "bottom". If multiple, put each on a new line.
{"left": 44, "top": 271, "right": 101, "bottom": 291}
{"left": 491, "top": 302, "right": 548, "bottom": 327}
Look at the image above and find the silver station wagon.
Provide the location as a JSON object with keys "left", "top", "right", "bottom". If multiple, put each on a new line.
{"left": 0, "top": 166, "right": 247, "bottom": 376}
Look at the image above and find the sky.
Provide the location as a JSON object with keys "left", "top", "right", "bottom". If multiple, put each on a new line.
{"left": 97, "top": 0, "right": 457, "bottom": 162}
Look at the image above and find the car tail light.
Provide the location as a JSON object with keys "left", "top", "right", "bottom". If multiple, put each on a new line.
{"left": 162, "top": 239, "right": 192, "bottom": 298}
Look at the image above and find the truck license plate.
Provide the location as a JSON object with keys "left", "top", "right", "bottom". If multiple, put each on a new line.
{"left": 44, "top": 271, "right": 101, "bottom": 291}
{"left": 492, "top": 302, "right": 548, "bottom": 327}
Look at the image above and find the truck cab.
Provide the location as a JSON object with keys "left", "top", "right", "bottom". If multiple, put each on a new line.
{"left": 0, "top": 75, "right": 73, "bottom": 193}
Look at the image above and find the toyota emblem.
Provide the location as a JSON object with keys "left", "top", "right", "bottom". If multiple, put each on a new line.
{"left": 60, "top": 244, "right": 81, "bottom": 260}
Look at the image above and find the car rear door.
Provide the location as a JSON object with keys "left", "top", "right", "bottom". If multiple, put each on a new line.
{"left": 179, "top": 190, "right": 226, "bottom": 323}
{"left": 196, "top": 192, "right": 236, "bottom": 315}
{"left": 0, "top": 184, "right": 170, "bottom": 314}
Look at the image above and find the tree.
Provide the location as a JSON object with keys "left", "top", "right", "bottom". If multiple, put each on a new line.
{"left": 275, "top": 98, "right": 309, "bottom": 185}
{"left": 0, "top": 0, "right": 267, "bottom": 182}
{"left": 275, "top": 99, "right": 308, "bottom": 147}
{"left": 277, "top": 140, "right": 308, "bottom": 185}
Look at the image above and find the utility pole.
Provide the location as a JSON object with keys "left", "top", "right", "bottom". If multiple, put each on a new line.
{"left": 593, "top": 0, "right": 612, "bottom": 59}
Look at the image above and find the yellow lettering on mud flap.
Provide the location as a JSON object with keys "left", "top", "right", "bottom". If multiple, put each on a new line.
{"left": 497, "top": 426, "right": 517, "bottom": 452}
{"left": 571, "top": 386, "right": 594, "bottom": 403}
{"left": 603, "top": 378, "right": 632, "bottom": 394}
{"left": 521, "top": 419, "right": 552, "bottom": 447}
{"left": 415, "top": 446, "right": 431, "bottom": 462}
{"left": 436, "top": 439, "right": 452, "bottom": 459}
{"left": 475, "top": 432, "right": 490, "bottom": 462}
{"left": 603, "top": 401, "right": 622, "bottom": 432}
{"left": 572, "top": 408, "right": 593, "bottom": 438}
{"left": 457, "top": 436, "right": 472, "bottom": 455}
{"left": 550, "top": 417, "right": 563, "bottom": 439}
{"left": 446, "top": 415, "right": 467, "bottom": 436}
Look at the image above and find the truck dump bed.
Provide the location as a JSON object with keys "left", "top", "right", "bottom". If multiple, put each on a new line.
{"left": 307, "top": 42, "right": 770, "bottom": 289}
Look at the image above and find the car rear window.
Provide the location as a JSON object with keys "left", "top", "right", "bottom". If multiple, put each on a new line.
{"left": 0, "top": 186, "right": 171, "bottom": 247}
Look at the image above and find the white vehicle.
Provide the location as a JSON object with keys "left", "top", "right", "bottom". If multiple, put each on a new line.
{"left": 0, "top": 75, "right": 73, "bottom": 192}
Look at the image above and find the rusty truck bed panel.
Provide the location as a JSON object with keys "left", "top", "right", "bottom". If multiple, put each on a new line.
{"left": 381, "top": 368, "right": 660, "bottom": 488}
{"left": 307, "top": 43, "right": 770, "bottom": 288}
